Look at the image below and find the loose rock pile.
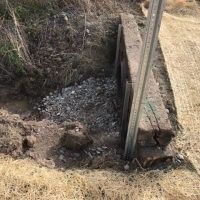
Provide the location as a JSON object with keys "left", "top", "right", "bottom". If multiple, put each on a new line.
{"left": 37, "top": 77, "right": 120, "bottom": 132}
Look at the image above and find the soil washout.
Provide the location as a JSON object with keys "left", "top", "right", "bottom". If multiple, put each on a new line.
{"left": 0, "top": 0, "right": 178, "bottom": 171}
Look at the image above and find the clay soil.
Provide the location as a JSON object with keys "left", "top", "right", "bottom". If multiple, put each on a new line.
{"left": 0, "top": 0, "right": 179, "bottom": 172}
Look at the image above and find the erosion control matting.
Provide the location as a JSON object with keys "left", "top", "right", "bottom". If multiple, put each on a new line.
{"left": 159, "top": 12, "right": 200, "bottom": 174}
{"left": 0, "top": 153, "right": 200, "bottom": 199}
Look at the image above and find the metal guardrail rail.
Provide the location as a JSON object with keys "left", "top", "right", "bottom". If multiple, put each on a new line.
{"left": 123, "top": 0, "right": 166, "bottom": 160}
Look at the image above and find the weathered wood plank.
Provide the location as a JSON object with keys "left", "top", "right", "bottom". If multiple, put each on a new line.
{"left": 138, "top": 145, "right": 173, "bottom": 168}
{"left": 120, "top": 13, "right": 174, "bottom": 146}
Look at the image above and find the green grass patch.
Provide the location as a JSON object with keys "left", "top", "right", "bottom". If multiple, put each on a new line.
{"left": 0, "top": 40, "right": 27, "bottom": 76}
{"left": 0, "top": 0, "right": 56, "bottom": 21}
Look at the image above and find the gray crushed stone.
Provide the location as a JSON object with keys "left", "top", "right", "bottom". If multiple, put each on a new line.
{"left": 37, "top": 77, "right": 120, "bottom": 132}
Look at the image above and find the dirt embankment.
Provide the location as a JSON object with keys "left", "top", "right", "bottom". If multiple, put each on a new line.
{"left": 0, "top": 76, "right": 127, "bottom": 170}
{"left": 0, "top": 0, "right": 145, "bottom": 170}
{"left": 0, "top": 0, "right": 123, "bottom": 96}
{"left": 0, "top": 0, "right": 178, "bottom": 170}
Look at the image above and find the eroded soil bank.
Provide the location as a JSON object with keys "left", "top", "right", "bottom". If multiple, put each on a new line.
{"left": 0, "top": 76, "right": 128, "bottom": 170}
{"left": 0, "top": 0, "right": 179, "bottom": 171}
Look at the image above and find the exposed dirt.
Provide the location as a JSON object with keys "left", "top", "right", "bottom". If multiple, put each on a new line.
{"left": 0, "top": 0, "right": 180, "bottom": 171}
{"left": 0, "top": 109, "right": 128, "bottom": 170}
{"left": 0, "top": 1, "right": 121, "bottom": 96}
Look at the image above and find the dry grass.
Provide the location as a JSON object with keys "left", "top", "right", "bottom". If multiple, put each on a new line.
{"left": 165, "top": 0, "right": 197, "bottom": 8}
{"left": 0, "top": 0, "right": 56, "bottom": 8}
{"left": 165, "top": 0, "right": 199, "bottom": 15}
{"left": 1, "top": 0, "right": 117, "bottom": 14}
{"left": 61, "top": 0, "right": 116, "bottom": 14}
{"left": 142, "top": 0, "right": 200, "bottom": 175}
{"left": 0, "top": 1, "right": 39, "bottom": 76}
{"left": 0, "top": 154, "right": 199, "bottom": 200}
{"left": 143, "top": 0, "right": 199, "bottom": 16}
{"left": 159, "top": 12, "right": 200, "bottom": 174}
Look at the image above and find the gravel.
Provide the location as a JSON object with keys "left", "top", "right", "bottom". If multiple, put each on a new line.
{"left": 96, "top": 151, "right": 101, "bottom": 155}
{"left": 124, "top": 163, "right": 130, "bottom": 171}
{"left": 102, "top": 146, "right": 108, "bottom": 150}
{"left": 59, "top": 155, "right": 64, "bottom": 160}
{"left": 38, "top": 77, "right": 119, "bottom": 132}
{"left": 60, "top": 150, "right": 65, "bottom": 154}
{"left": 176, "top": 153, "right": 184, "bottom": 161}
{"left": 73, "top": 153, "right": 80, "bottom": 158}
{"left": 97, "top": 147, "right": 103, "bottom": 152}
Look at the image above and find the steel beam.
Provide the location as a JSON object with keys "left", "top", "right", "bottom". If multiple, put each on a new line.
{"left": 123, "top": 0, "right": 166, "bottom": 160}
